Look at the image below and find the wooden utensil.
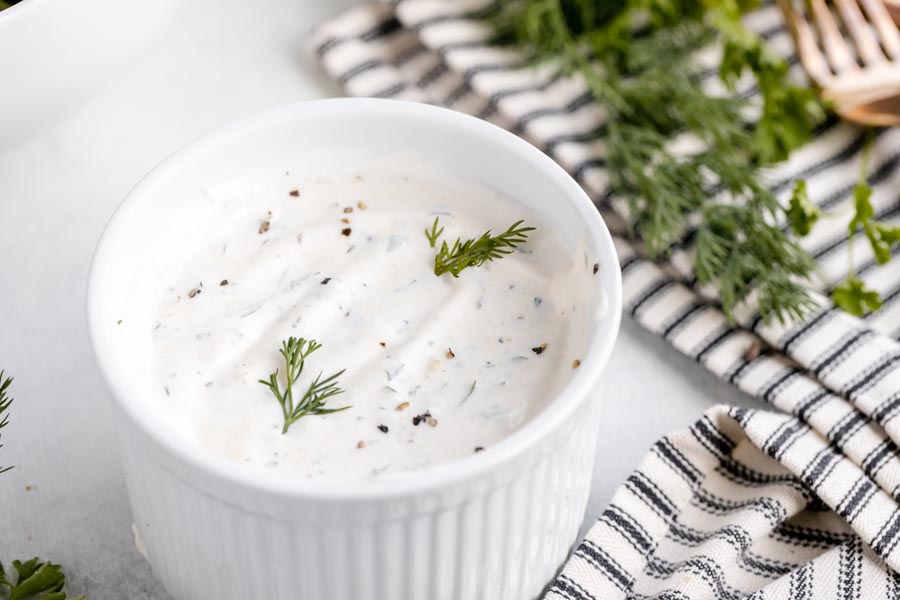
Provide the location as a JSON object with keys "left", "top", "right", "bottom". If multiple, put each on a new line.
{"left": 778, "top": 0, "right": 900, "bottom": 126}
{"left": 885, "top": 0, "right": 900, "bottom": 24}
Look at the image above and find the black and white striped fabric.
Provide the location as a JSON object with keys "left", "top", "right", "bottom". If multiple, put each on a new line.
{"left": 311, "top": 1, "right": 900, "bottom": 597}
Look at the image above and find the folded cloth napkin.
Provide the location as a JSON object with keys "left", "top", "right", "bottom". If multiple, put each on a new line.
{"left": 312, "top": 2, "right": 900, "bottom": 597}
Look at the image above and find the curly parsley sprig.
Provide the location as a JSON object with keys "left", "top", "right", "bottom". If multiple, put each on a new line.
{"left": 0, "top": 372, "right": 12, "bottom": 475}
{"left": 786, "top": 129, "right": 900, "bottom": 316}
{"left": 259, "top": 337, "right": 349, "bottom": 434}
{"left": 426, "top": 217, "right": 535, "bottom": 277}
{"left": 832, "top": 132, "right": 899, "bottom": 316}
{"left": 0, "top": 558, "right": 85, "bottom": 600}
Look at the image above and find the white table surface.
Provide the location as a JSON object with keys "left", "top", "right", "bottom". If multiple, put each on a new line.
{"left": 0, "top": 0, "right": 767, "bottom": 597}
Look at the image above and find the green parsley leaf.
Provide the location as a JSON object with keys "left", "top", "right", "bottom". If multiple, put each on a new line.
{"left": 786, "top": 180, "right": 821, "bottom": 237}
{"left": 0, "top": 558, "right": 85, "bottom": 600}
{"left": 832, "top": 276, "right": 883, "bottom": 317}
{"left": 865, "top": 223, "right": 892, "bottom": 265}
{"left": 847, "top": 181, "right": 900, "bottom": 265}
{"left": 878, "top": 223, "right": 900, "bottom": 246}
{"left": 849, "top": 182, "right": 875, "bottom": 231}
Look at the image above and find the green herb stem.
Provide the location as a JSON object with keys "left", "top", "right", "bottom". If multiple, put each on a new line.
{"left": 259, "top": 337, "right": 350, "bottom": 435}
{"left": 427, "top": 218, "right": 535, "bottom": 277}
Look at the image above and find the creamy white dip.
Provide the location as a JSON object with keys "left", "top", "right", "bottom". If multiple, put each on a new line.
{"left": 149, "top": 157, "right": 600, "bottom": 481}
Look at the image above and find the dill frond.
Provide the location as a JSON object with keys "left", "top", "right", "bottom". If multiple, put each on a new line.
{"left": 259, "top": 338, "right": 349, "bottom": 435}
{"left": 427, "top": 218, "right": 536, "bottom": 277}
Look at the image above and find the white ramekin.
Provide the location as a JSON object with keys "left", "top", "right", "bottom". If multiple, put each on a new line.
{"left": 87, "top": 98, "right": 622, "bottom": 600}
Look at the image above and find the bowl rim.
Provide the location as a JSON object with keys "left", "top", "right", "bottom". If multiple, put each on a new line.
{"left": 87, "top": 98, "right": 623, "bottom": 501}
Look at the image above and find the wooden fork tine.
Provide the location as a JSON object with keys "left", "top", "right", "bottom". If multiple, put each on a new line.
{"left": 834, "top": 0, "right": 885, "bottom": 64}
{"left": 859, "top": 0, "right": 900, "bottom": 58}
{"left": 810, "top": 0, "right": 860, "bottom": 72}
{"left": 777, "top": 0, "right": 835, "bottom": 84}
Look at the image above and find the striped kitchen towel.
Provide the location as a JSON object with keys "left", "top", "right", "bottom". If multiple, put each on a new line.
{"left": 311, "top": 1, "right": 900, "bottom": 597}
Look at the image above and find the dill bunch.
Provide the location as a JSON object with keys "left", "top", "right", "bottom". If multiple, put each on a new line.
{"left": 496, "top": 0, "right": 826, "bottom": 323}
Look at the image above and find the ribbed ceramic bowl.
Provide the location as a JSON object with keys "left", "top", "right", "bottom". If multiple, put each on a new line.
{"left": 87, "top": 98, "right": 622, "bottom": 600}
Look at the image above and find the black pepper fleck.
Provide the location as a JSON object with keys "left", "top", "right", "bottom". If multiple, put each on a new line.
{"left": 321, "top": 277, "right": 331, "bottom": 285}
{"left": 474, "top": 447, "right": 484, "bottom": 452}
{"left": 593, "top": 263, "right": 599, "bottom": 275}
{"left": 532, "top": 343, "right": 547, "bottom": 355}
{"left": 341, "top": 228, "right": 352, "bottom": 236}
{"left": 188, "top": 288, "right": 201, "bottom": 298}
{"left": 412, "top": 411, "right": 432, "bottom": 426}
{"left": 289, "top": 189, "right": 300, "bottom": 197}
{"left": 377, "top": 424, "right": 389, "bottom": 434}
{"left": 220, "top": 279, "right": 229, "bottom": 286}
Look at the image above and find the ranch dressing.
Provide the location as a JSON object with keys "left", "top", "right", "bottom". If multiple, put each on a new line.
{"left": 150, "top": 157, "right": 599, "bottom": 481}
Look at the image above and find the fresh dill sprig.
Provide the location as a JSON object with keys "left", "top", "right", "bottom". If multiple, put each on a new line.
{"left": 427, "top": 218, "right": 535, "bottom": 277}
{"left": 0, "top": 557, "right": 85, "bottom": 600}
{"left": 495, "top": 0, "right": 826, "bottom": 323}
{"left": 259, "top": 337, "right": 349, "bottom": 435}
{"left": 425, "top": 217, "right": 445, "bottom": 248}
{"left": 0, "top": 371, "right": 12, "bottom": 475}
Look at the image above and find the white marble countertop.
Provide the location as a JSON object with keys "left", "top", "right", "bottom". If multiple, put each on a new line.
{"left": 0, "top": 0, "right": 765, "bottom": 597}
